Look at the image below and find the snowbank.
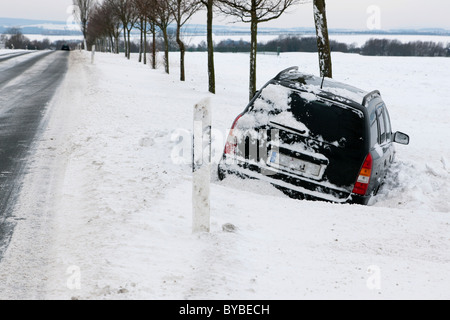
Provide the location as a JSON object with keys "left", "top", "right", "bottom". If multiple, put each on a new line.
{"left": 0, "top": 50, "right": 449, "bottom": 300}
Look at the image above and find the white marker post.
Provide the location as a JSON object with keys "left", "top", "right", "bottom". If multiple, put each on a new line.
{"left": 192, "top": 98, "right": 211, "bottom": 233}
{"left": 91, "top": 45, "right": 95, "bottom": 64}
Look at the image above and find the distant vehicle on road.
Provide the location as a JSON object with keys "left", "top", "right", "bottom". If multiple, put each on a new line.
{"left": 61, "top": 45, "right": 70, "bottom": 51}
{"left": 218, "top": 67, "right": 410, "bottom": 205}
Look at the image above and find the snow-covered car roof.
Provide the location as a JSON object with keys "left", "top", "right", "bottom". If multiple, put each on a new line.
{"left": 274, "top": 67, "right": 375, "bottom": 106}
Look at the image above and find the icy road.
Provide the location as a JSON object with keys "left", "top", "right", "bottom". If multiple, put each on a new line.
{"left": 0, "top": 50, "right": 69, "bottom": 259}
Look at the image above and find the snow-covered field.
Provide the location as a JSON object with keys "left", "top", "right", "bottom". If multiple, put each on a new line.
{"left": 0, "top": 49, "right": 28, "bottom": 56}
{"left": 0, "top": 49, "right": 449, "bottom": 300}
{"left": 25, "top": 32, "right": 449, "bottom": 49}
{"left": 23, "top": 34, "right": 84, "bottom": 42}
{"left": 184, "top": 33, "right": 450, "bottom": 48}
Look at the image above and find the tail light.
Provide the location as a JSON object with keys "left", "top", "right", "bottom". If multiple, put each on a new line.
{"left": 224, "top": 114, "right": 243, "bottom": 155}
{"left": 352, "top": 153, "right": 373, "bottom": 196}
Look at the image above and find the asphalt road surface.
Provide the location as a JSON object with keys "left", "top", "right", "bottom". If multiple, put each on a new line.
{"left": 0, "top": 50, "right": 69, "bottom": 259}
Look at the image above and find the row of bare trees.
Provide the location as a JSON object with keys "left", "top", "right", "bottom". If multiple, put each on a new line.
{"left": 80, "top": 0, "right": 201, "bottom": 79}
{"left": 73, "top": 0, "right": 332, "bottom": 100}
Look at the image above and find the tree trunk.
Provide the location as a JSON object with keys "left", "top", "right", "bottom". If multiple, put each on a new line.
{"left": 175, "top": 3, "right": 185, "bottom": 81}
{"left": 313, "top": 0, "right": 332, "bottom": 78}
{"left": 82, "top": 22, "right": 88, "bottom": 50}
{"left": 249, "top": 12, "right": 258, "bottom": 101}
{"left": 206, "top": 0, "right": 215, "bottom": 94}
{"left": 162, "top": 28, "right": 169, "bottom": 74}
{"left": 143, "top": 19, "right": 147, "bottom": 65}
{"left": 123, "top": 27, "right": 128, "bottom": 57}
{"left": 176, "top": 24, "right": 185, "bottom": 81}
{"left": 127, "top": 29, "right": 131, "bottom": 59}
{"left": 152, "top": 27, "right": 156, "bottom": 69}
{"left": 139, "top": 19, "right": 143, "bottom": 63}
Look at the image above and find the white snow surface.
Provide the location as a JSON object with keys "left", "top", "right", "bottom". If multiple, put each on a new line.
{"left": 0, "top": 50, "right": 449, "bottom": 300}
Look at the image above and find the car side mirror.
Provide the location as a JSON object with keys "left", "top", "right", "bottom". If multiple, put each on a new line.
{"left": 393, "top": 131, "right": 410, "bottom": 145}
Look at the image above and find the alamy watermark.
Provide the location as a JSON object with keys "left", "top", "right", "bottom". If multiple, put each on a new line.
{"left": 170, "top": 126, "right": 283, "bottom": 174}
{"left": 367, "top": 5, "right": 382, "bottom": 30}
{"left": 66, "top": 5, "right": 79, "bottom": 30}
{"left": 366, "top": 265, "right": 381, "bottom": 290}
{"left": 66, "top": 265, "right": 81, "bottom": 290}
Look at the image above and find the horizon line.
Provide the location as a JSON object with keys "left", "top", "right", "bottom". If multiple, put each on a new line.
{"left": 1, "top": 16, "right": 450, "bottom": 35}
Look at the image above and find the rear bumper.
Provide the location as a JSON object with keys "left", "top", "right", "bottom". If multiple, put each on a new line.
{"left": 347, "top": 193, "right": 371, "bottom": 205}
{"left": 218, "top": 161, "right": 366, "bottom": 204}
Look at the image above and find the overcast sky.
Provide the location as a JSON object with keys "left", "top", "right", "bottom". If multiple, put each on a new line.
{"left": 1, "top": 0, "right": 450, "bottom": 30}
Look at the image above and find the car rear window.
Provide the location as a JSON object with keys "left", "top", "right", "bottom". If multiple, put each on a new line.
{"left": 289, "top": 91, "right": 366, "bottom": 149}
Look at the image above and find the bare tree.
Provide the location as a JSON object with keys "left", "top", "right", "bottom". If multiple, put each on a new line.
{"left": 200, "top": 0, "right": 215, "bottom": 93}
{"left": 313, "top": 0, "right": 332, "bottom": 78}
{"left": 136, "top": 12, "right": 146, "bottom": 63}
{"left": 86, "top": 5, "right": 106, "bottom": 50}
{"left": 153, "top": 0, "right": 175, "bottom": 74}
{"left": 134, "top": 0, "right": 149, "bottom": 63}
{"left": 109, "top": 0, "right": 139, "bottom": 59}
{"left": 134, "top": 0, "right": 158, "bottom": 67}
{"left": 149, "top": 20, "right": 159, "bottom": 68}
{"left": 217, "top": 0, "right": 302, "bottom": 100}
{"left": 103, "top": 1, "right": 124, "bottom": 54}
{"left": 165, "top": 0, "right": 202, "bottom": 81}
{"left": 73, "top": 0, "right": 96, "bottom": 50}
{"left": 146, "top": 17, "right": 158, "bottom": 69}
{"left": 87, "top": 2, "right": 122, "bottom": 53}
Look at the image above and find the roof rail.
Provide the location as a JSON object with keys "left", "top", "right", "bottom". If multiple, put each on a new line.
{"left": 274, "top": 66, "right": 299, "bottom": 80}
{"left": 361, "top": 90, "right": 381, "bottom": 106}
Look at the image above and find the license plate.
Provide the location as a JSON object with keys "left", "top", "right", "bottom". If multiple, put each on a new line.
{"left": 268, "top": 151, "right": 321, "bottom": 176}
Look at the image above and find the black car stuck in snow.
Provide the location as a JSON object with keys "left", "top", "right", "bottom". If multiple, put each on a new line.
{"left": 218, "top": 67, "right": 410, "bottom": 205}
